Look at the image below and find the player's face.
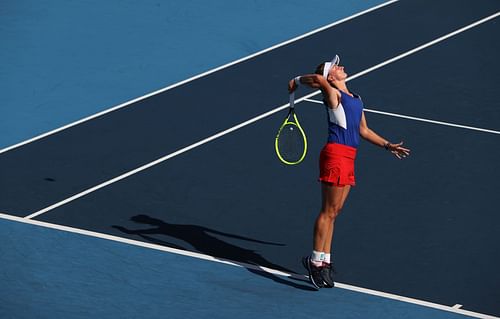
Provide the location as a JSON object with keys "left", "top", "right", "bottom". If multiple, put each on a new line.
{"left": 329, "top": 65, "right": 347, "bottom": 80}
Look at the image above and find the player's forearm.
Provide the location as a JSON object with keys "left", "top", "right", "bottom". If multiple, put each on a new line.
{"left": 297, "top": 74, "right": 324, "bottom": 89}
{"left": 361, "top": 127, "right": 389, "bottom": 148}
{"left": 292, "top": 75, "right": 339, "bottom": 106}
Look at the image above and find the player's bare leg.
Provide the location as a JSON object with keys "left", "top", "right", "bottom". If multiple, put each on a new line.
{"left": 314, "top": 183, "right": 350, "bottom": 252}
{"left": 322, "top": 184, "right": 351, "bottom": 254}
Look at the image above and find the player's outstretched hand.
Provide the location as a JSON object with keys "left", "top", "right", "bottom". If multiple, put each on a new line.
{"left": 387, "top": 142, "right": 410, "bottom": 159}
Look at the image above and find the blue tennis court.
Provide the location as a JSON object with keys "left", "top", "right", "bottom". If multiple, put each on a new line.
{"left": 1, "top": 1, "right": 499, "bottom": 318}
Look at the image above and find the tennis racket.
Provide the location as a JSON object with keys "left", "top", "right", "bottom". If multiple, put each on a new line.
{"left": 275, "top": 92, "right": 308, "bottom": 165}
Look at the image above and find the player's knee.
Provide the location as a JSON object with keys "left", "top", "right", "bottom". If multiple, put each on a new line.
{"left": 322, "top": 205, "right": 342, "bottom": 221}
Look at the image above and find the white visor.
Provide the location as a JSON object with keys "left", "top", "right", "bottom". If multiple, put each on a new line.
{"left": 322, "top": 55, "right": 340, "bottom": 78}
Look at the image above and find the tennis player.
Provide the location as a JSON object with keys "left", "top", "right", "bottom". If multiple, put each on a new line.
{"left": 288, "top": 55, "right": 410, "bottom": 289}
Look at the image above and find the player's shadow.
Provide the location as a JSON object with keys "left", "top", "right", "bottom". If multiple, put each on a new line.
{"left": 112, "top": 214, "right": 314, "bottom": 291}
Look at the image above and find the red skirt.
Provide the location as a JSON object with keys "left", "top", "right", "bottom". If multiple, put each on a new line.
{"left": 319, "top": 143, "right": 357, "bottom": 187}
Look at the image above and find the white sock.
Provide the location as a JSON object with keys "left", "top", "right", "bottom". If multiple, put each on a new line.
{"left": 311, "top": 250, "right": 324, "bottom": 266}
{"left": 324, "top": 253, "right": 331, "bottom": 264}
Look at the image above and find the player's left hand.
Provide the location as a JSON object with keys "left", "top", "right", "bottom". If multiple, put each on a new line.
{"left": 387, "top": 142, "right": 410, "bottom": 159}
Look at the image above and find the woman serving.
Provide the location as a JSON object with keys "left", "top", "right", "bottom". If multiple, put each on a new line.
{"left": 289, "top": 55, "right": 410, "bottom": 289}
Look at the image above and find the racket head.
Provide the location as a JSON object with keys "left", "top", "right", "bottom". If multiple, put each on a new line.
{"left": 275, "top": 111, "right": 307, "bottom": 165}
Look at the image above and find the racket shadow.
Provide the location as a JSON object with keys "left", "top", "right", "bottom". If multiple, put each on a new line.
{"left": 112, "top": 214, "right": 315, "bottom": 291}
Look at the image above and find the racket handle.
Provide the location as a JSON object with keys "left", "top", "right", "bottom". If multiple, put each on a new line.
{"left": 289, "top": 92, "right": 295, "bottom": 109}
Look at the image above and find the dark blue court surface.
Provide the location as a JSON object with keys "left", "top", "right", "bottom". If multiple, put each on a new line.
{"left": 1, "top": 1, "right": 499, "bottom": 318}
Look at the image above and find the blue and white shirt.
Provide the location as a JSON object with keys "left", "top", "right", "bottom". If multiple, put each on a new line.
{"left": 325, "top": 90, "right": 364, "bottom": 148}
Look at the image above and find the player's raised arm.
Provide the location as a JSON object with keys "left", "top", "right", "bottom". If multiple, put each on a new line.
{"left": 288, "top": 74, "right": 340, "bottom": 108}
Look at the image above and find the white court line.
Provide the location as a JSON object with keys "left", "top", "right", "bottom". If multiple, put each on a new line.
{"left": 304, "top": 98, "right": 500, "bottom": 135}
{"left": 0, "top": 0, "right": 400, "bottom": 156}
{"left": 24, "top": 11, "right": 500, "bottom": 220}
{"left": 343, "top": 11, "right": 500, "bottom": 83}
{"left": 0, "top": 212, "right": 497, "bottom": 319}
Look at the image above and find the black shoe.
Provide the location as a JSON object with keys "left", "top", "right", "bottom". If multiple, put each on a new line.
{"left": 302, "top": 256, "right": 325, "bottom": 289}
{"left": 320, "top": 262, "right": 335, "bottom": 288}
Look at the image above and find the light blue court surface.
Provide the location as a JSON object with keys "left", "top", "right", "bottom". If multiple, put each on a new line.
{"left": 0, "top": 0, "right": 387, "bottom": 150}
{"left": 0, "top": 218, "right": 475, "bottom": 319}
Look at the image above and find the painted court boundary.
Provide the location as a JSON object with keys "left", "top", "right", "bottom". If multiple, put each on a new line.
{"left": 0, "top": 213, "right": 497, "bottom": 319}
{"left": 303, "top": 98, "right": 500, "bottom": 135}
{"left": 0, "top": 0, "right": 399, "bottom": 156}
{"left": 23, "top": 11, "right": 500, "bottom": 220}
